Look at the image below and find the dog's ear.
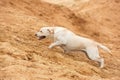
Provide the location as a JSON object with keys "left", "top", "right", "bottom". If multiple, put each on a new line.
{"left": 47, "top": 29, "right": 54, "bottom": 34}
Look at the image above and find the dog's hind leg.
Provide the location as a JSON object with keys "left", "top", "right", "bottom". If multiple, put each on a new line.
{"left": 60, "top": 45, "right": 70, "bottom": 53}
{"left": 86, "top": 46, "right": 104, "bottom": 68}
{"left": 95, "top": 57, "right": 104, "bottom": 68}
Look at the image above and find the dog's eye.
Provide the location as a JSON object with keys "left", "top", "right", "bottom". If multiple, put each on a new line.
{"left": 40, "top": 31, "right": 42, "bottom": 33}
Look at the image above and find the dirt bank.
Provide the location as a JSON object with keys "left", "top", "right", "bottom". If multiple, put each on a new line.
{"left": 0, "top": 0, "right": 120, "bottom": 80}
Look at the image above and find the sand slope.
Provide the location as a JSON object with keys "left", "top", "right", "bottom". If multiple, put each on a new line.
{"left": 0, "top": 0, "right": 120, "bottom": 80}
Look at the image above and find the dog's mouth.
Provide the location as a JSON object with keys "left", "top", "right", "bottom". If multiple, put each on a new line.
{"left": 38, "top": 36, "right": 46, "bottom": 40}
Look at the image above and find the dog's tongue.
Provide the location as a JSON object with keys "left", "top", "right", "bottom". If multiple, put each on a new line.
{"left": 38, "top": 37, "right": 42, "bottom": 40}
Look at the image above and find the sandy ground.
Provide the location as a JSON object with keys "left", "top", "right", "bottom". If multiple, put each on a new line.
{"left": 0, "top": 0, "right": 120, "bottom": 80}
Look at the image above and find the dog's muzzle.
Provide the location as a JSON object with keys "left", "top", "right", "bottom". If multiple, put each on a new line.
{"left": 35, "top": 33, "right": 46, "bottom": 40}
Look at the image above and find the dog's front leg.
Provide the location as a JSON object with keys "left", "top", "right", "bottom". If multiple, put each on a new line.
{"left": 48, "top": 41, "right": 63, "bottom": 49}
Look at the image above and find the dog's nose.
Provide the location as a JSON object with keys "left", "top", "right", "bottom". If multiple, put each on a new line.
{"left": 35, "top": 33, "right": 37, "bottom": 36}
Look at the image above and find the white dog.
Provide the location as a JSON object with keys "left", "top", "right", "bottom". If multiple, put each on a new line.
{"left": 35, "top": 27, "right": 112, "bottom": 68}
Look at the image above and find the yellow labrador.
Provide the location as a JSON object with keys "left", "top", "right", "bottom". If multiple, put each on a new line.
{"left": 35, "top": 27, "right": 111, "bottom": 68}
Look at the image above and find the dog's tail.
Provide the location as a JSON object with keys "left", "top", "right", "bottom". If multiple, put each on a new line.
{"left": 96, "top": 42, "right": 112, "bottom": 55}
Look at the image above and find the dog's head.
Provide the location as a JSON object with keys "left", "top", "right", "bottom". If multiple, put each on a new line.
{"left": 35, "top": 27, "right": 54, "bottom": 40}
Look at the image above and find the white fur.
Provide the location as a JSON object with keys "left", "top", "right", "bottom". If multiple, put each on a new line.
{"left": 35, "top": 27, "right": 112, "bottom": 68}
